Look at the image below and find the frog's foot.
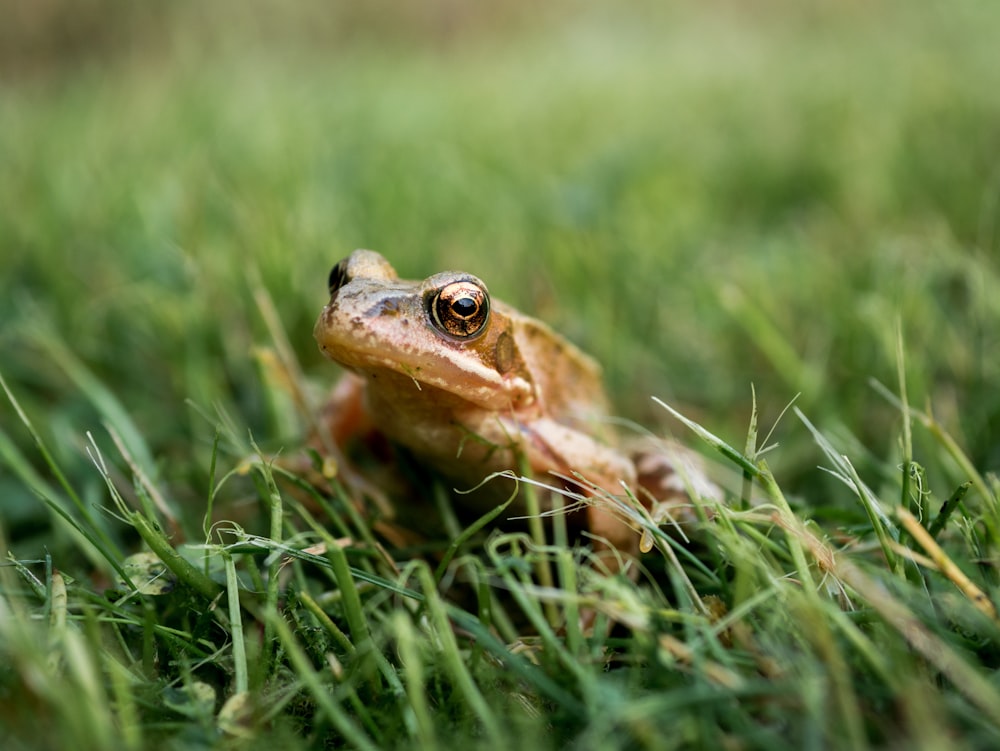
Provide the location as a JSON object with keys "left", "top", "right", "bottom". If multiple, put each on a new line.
{"left": 631, "top": 440, "right": 722, "bottom": 527}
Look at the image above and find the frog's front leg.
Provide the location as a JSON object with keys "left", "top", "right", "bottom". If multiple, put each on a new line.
{"left": 320, "top": 372, "right": 377, "bottom": 447}
{"left": 520, "top": 418, "right": 643, "bottom": 572}
{"left": 314, "top": 372, "right": 407, "bottom": 524}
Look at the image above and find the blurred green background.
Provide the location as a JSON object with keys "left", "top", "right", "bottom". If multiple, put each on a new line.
{"left": 3, "top": 0, "right": 999, "bottom": 549}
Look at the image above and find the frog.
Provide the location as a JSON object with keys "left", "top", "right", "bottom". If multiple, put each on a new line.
{"left": 313, "top": 249, "right": 719, "bottom": 569}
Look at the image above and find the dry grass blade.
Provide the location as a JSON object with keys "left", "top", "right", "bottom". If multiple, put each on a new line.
{"left": 894, "top": 506, "right": 998, "bottom": 621}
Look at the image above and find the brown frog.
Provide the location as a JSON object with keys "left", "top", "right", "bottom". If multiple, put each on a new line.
{"left": 314, "top": 250, "right": 717, "bottom": 567}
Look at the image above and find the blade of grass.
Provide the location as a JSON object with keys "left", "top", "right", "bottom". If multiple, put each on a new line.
{"left": 870, "top": 378, "right": 999, "bottom": 529}
{"left": 437, "top": 474, "right": 517, "bottom": 580}
{"left": 795, "top": 408, "right": 904, "bottom": 576}
{"left": 85, "top": 433, "right": 223, "bottom": 602}
{"left": 325, "top": 538, "right": 378, "bottom": 684}
{"left": 741, "top": 385, "right": 759, "bottom": 509}
{"left": 652, "top": 397, "right": 760, "bottom": 477}
{"left": 414, "top": 563, "right": 505, "bottom": 743}
{"left": 837, "top": 556, "right": 1000, "bottom": 728}
{"left": 105, "top": 423, "right": 179, "bottom": 533}
{"left": 130, "top": 512, "right": 223, "bottom": 602}
{"left": 269, "top": 613, "right": 379, "bottom": 751}
{"left": 1, "top": 372, "right": 125, "bottom": 569}
{"left": 756, "top": 462, "right": 818, "bottom": 597}
{"left": 223, "top": 551, "right": 249, "bottom": 694}
{"left": 927, "top": 481, "right": 971, "bottom": 538}
{"left": 895, "top": 320, "right": 915, "bottom": 518}
{"left": 391, "top": 611, "right": 439, "bottom": 749}
{"left": 894, "top": 506, "right": 997, "bottom": 620}
{"left": 30, "top": 330, "right": 159, "bottom": 480}
{"left": 516, "top": 454, "right": 559, "bottom": 627}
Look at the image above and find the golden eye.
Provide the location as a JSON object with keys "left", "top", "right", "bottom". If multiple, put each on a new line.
{"left": 430, "top": 280, "right": 490, "bottom": 339}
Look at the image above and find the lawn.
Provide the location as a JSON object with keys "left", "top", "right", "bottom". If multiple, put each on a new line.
{"left": 3, "top": 1, "right": 1000, "bottom": 748}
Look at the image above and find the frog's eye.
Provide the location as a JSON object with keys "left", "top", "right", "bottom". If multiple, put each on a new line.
{"left": 430, "top": 280, "right": 490, "bottom": 339}
{"left": 328, "top": 259, "right": 351, "bottom": 295}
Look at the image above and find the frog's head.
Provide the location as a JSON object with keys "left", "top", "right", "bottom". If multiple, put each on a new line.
{"left": 315, "top": 250, "right": 534, "bottom": 409}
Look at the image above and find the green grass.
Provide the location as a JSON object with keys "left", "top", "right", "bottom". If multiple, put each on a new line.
{"left": 3, "top": 1, "right": 1000, "bottom": 748}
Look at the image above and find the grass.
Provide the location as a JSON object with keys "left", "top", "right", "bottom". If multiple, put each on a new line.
{"left": 3, "top": 1, "right": 1000, "bottom": 748}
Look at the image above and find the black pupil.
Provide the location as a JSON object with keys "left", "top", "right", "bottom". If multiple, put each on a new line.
{"left": 451, "top": 296, "right": 477, "bottom": 318}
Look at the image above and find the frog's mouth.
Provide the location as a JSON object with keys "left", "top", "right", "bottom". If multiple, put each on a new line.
{"left": 315, "top": 295, "right": 535, "bottom": 413}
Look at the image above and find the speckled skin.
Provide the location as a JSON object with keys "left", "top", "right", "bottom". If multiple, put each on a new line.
{"left": 315, "top": 250, "right": 711, "bottom": 563}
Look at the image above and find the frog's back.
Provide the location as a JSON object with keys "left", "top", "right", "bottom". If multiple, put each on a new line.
{"left": 502, "top": 303, "right": 613, "bottom": 433}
